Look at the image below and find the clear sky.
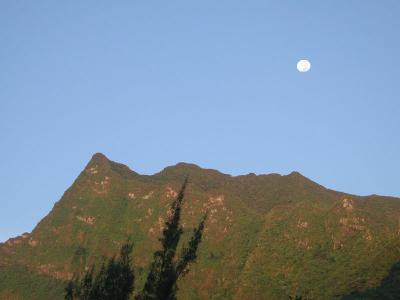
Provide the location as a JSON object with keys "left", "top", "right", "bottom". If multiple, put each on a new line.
{"left": 1, "top": 1, "right": 400, "bottom": 242}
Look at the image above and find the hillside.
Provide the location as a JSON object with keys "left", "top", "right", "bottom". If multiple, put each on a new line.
{"left": 1, "top": 153, "right": 400, "bottom": 299}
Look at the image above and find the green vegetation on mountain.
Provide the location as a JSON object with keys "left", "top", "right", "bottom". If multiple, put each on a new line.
{"left": 0, "top": 265, "right": 64, "bottom": 300}
{"left": 1, "top": 153, "right": 400, "bottom": 299}
{"left": 342, "top": 260, "right": 400, "bottom": 300}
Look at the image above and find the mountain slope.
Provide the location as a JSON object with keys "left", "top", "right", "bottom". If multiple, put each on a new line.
{"left": 1, "top": 153, "right": 400, "bottom": 299}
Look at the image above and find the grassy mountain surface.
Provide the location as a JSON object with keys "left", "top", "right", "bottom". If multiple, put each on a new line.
{"left": 1, "top": 153, "right": 400, "bottom": 299}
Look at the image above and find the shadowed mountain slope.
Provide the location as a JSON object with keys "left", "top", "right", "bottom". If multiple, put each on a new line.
{"left": 1, "top": 153, "right": 400, "bottom": 299}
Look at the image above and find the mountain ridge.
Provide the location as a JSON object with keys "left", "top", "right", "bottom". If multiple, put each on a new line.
{"left": 1, "top": 153, "right": 400, "bottom": 299}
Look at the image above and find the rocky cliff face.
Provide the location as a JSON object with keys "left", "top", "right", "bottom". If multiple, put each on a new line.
{"left": 1, "top": 153, "right": 400, "bottom": 299}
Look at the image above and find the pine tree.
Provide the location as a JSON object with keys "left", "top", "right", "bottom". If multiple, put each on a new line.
{"left": 64, "top": 241, "right": 134, "bottom": 300}
{"left": 65, "top": 178, "right": 205, "bottom": 300}
{"left": 136, "top": 178, "right": 207, "bottom": 300}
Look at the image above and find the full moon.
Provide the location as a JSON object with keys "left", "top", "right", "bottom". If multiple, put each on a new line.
{"left": 297, "top": 59, "right": 311, "bottom": 72}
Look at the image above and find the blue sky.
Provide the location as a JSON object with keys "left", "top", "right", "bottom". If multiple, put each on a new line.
{"left": 1, "top": 1, "right": 399, "bottom": 242}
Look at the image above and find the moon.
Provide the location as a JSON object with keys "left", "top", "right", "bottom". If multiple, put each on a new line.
{"left": 297, "top": 59, "right": 311, "bottom": 72}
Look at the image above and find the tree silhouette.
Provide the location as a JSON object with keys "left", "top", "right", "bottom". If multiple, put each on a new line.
{"left": 65, "top": 178, "right": 206, "bottom": 300}
{"left": 65, "top": 241, "right": 134, "bottom": 300}
{"left": 136, "top": 178, "right": 207, "bottom": 300}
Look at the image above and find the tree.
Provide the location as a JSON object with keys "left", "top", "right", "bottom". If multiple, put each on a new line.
{"left": 65, "top": 241, "right": 134, "bottom": 300}
{"left": 136, "top": 178, "right": 207, "bottom": 300}
{"left": 65, "top": 178, "right": 205, "bottom": 300}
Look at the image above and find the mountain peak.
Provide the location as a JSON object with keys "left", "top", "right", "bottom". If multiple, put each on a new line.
{"left": 157, "top": 162, "right": 227, "bottom": 177}
{"left": 82, "top": 152, "right": 111, "bottom": 174}
{"left": 173, "top": 162, "right": 202, "bottom": 170}
{"left": 287, "top": 171, "right": 303, "bottom": 177}
{"left": 89, "top": 152, "right": 110, "bottom": 164}
{"left": 83, "top": 152, "right": 138, "bottom": 179}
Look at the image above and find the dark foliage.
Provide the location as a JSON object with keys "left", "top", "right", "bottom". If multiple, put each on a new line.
{"left": 64, "top": 178, "right": 205, "bottom": 300}
{"left": 65, "top": 241, "right": 134, "bottom": 300}
{"left": 136, "top": 178, "right": 207, "bottom": 300}
{"left": 342, "top": 261, "right": 400, "bottom": 300}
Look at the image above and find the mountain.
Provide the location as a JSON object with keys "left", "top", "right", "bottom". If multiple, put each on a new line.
{"left": 1, "top": 153, "right": 400, "bottom": 299}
